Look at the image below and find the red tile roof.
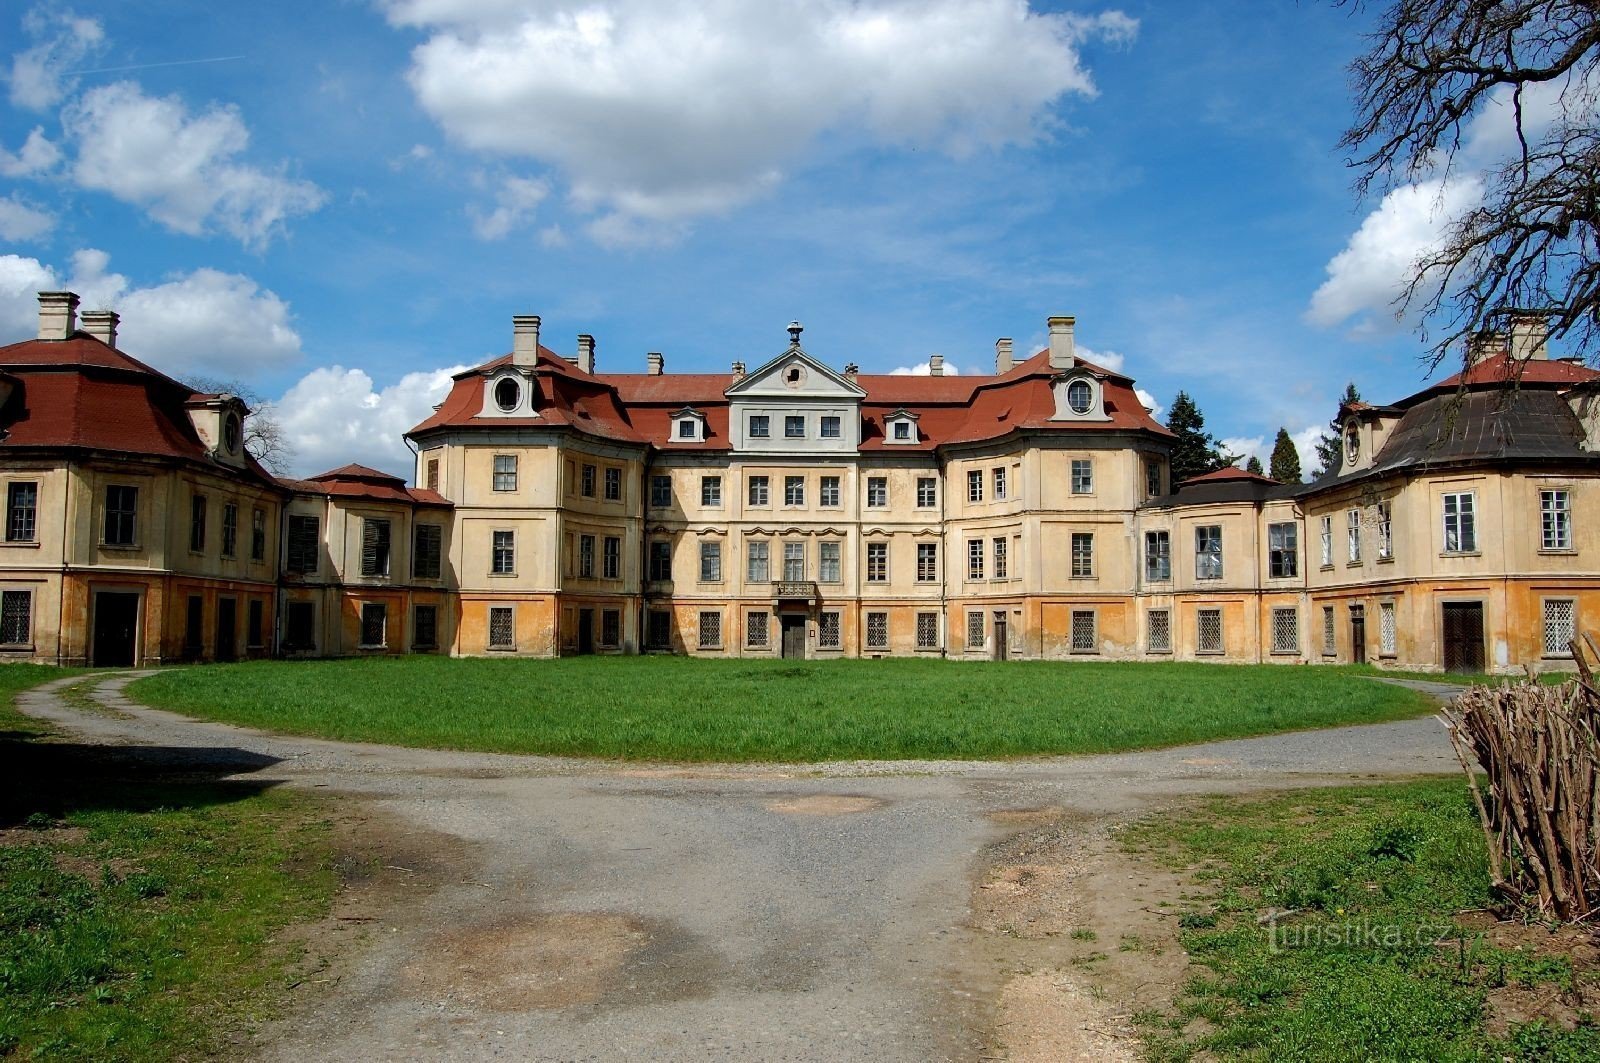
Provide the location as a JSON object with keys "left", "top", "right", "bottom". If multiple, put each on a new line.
{"left": 1184, "top": 466, "right": 1278, "bottom": 484}
{"left": 280, "top": 464, "right": 451, "bottom": 506}
{"left": 1433, "top": 351, "right": 1600, "bottom": 390}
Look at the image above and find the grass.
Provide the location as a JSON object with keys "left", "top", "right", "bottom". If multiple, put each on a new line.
{"left": 0, "top": 664, "right": 340, "bottom": 1061}
{"left": 128, "top": 656, "right": 1436, "bottom": 762}
{"left": 1124, "top": 779, "right": 1600, "bottom": 1061}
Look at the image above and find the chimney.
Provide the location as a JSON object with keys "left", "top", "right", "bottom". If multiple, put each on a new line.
{"left": 512, "top": 314, "right": 541, "bottom": 367}
{"left": 1508, "top": 311, "right": 1549, "bottom": 362}
{"left": 731, "top": 360, "right": 746, "bottom": 379}
{"left": 929, "top": 353, "right": 944, "bottom": 377}
{"left": 647, "top": 351, "right": 664, "bottom": 375}
{"left": 38, "top": 291, "right": 78, "bottom": 341}
{"left": 80, "top": 309, "right": 119, "bottom": 348}
{"left": 995, "top": 337, "right": 1013, "bottom": 374}
{"left": 844, "top": 363, "right": 859, "bottom": 382}
{"left": 1047, "top": 315, "right": 1075, "bottom": 370}
{"left": 576, "top": 333, "right": 596, "bottom": 374}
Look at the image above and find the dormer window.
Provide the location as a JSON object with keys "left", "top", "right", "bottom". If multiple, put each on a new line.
{"left": 495, "top": 377, "right": 521, "bottom": 412}
{"left": 480, "top": 368, "right": 536, "bottom": 418}
{"left": 678, "top": 419, "right": 696, "bottom": 438}
{"left": 671, "top": 406, "right": 707, "bottom": 443}
{"left": 1345, "top": 424, "right": 1360, "bottom": 465}
{"left": 893, "top": 421, "right": 910, "bottom": 440}
{"left": 1051, "top": 372, "right": 1110, "bottom": 422}
{"left": 883, "top": 408, "right": 920, "bottom": 445}
{"left": 223, "top": 412, "right": 241, "bottom": 454}
{"left": 1067, "top": 380, "right": 1093, "bottom": 414}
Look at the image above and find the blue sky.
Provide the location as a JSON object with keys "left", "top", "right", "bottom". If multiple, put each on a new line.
{"left": 0, "top": 0, "right": 1533, "bottom": 477}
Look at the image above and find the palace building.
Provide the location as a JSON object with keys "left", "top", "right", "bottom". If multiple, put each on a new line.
{"left": 1, "top": 292, "right": 1594, "bottom": 673}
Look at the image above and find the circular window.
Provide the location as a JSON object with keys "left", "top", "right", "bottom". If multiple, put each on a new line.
{"left": 494, "top": 377, "right": 521, "bottom": 412}
{"left": 223, "top": 413, "right": 241, "bottom": 453}
{"left": 784, "top": 364, "right": 806, "bottom": 389}
{"left": 1067, "top": 379, "right": 1093, "bottom": 414}
{"left": 1345, "top": 427, "right": 1360, "bottom": 463}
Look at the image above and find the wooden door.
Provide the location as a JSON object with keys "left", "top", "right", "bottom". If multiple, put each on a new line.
{"left": 992, "top": 612, "right": 1008, "bottom": 661}
{"left": 781, "top": 616, "right": 806, "bottom": 658}
{"left": 577, "top": 609, "right": 594, "bottom": 655}
{"left": 215, "top": 598, "right": 237, "bottom": 662}
{"left": 91, "top": 592, "right": 139, "bottom": 667}
{"left": 1442, "top": 603, "right": 1485, "bottom": 674}
{"left": 1349, "top": 605, "right": 1366, "bottom": 666}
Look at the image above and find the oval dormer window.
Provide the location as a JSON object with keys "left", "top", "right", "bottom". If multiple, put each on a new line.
{"left": 1067, "top": 379, "right": 1093, "bottom": 414}
{"left": 223, "top": 412, "right": 241, "bottom": 454}
{"left": 1345, "top": 426, "right": 1360, "bottom": 464}
{"left": 495, "top": 377, "right": 521, "bottom": 412}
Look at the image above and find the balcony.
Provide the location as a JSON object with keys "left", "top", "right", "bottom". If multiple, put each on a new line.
{"left": 773, "top": 580, "right": 818, "bottom": 604}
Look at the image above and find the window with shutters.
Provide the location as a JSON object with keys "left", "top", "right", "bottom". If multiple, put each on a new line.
{"left": 1145, "top": 531, "right": 1170, "bottom": 581}
{"left": 604, "top": 467, "right": 621, "bottom": 501}
{"left": 647, "top": 610, "right": 671, "bottom": 649}
{"left": 1195, "top": 526, "right": 1223, "bottom": 580}
{"left": 699, "top": 540, "right": 721, "bottom": 582}
{"left": 1379, "top": 601, "right": 1397, "bottom": 656}
{"left": 917, "top": 477, "right": 937, "bottom": 507}
{"left": 360, "top": 603, "right": 387, "bottom": 647}
{"left": 1268, "top": 522, "right": 1298, "bottom": 578}
{"left": 966, "top": 611, "right": 985, "bottom": 650}
{"left": 104, "top": 485, "right": 137, "bottom": 547}
{"left": 819, "top": 541, "right": 841, "bottom": 583}
{"left": 601, "top": 609, "right": 621, "bottom": 647}
{"left": 821, "top": 476, "right": 841, "bottom": 507}
{"left": 866, "top": 477, "right": 886, "bottom": 507}
{"left": 967, "top": 539, "right": 984, "bottom": 580}
{"left": 784, "top": 476, "right": 804, "bottom": 506}
{"left": 698, "top": 611, "right": 722, "bottom": 648}
{"left": 1197, "top": 608, "right": 1224, "bottom": 654}
{"left": 866, "top": 611, "right": 888, "bottom": 650}
{"left": 651, "top": 475, "right": 672, "bottom": 508}
{"left": 1071, "top": 610, "right": 1097, "bottom": 653}
{"left": 701, "top": 475, "right": 721, "bottom": 506}
{"left": 747, "top": 611, "right": 769, "bottom": 648}
{"left": 0, "top": 590, "right": 30, "bottom": 645}
{"left": 361, "top": 518, "right": 391, "bottom": 576}
{"left": 579, "top": 534, "right": 595, "bottom": 578}
{"left": 603, "top": 536, "right": 620, "bottom": 579}
{"left": 967, "top": 470, "right": 983, "bottom": 503}
{"left": 285, "top": 601, "right": 315, "bottom": 650}
{"left": 1544, "top": 599, "right": 1576, "bottom": 657}
{"left": 916, "top": 611, "right": 938, "bottom": 650}
{"left": 783, "top": 541, "right": 805, "bottom": 581}
{"left": 747, "top": 540, "right": 769, "bottom": 582}
{"left": 1070, "top": 459, "right": 1093, "bottom": 495}
{"left": 917, "top": 542, "right": 938, "bottom": 582}
{"left": 6, "top": 482, "right": 36, "bottom": 542}
{"left": 488, "top": 606, "right": 514, "bottom": 649}
{"left": 413, "top": 524, "right": 442, "bottom": 579}
{"left": 1542, "top": 489, "right": 1572, "bottom": 550}
{"left": 247, "top": 599, "right": 264, "bottom": 648}
{"left": 493, "top": 454, "right": 517, "bottom": 492}
{"left": 1070, "top": 533, "right": 1093, "bottom": 578}
{"left": 286, "top": 515, "right": 319, "bottom": 574}
{"left": 993, "top": 536, "right": 1009, "bottom": 579}
{"left": 1322, "top": 606, "right": 1337, "bottom": 655}
{"left": 1146, "top": 608, "right": 1171, "bottom": 654}
{"left": 221, "top": 503, "right": 238, "bottom": 557}
{"left": 1347, "top": 509, "right": 1362, "bottom": 563}
{"left": 190, "top": 494, "right": 207, "bottom": 553}
{"left": 581, "top": 464, "right": 596, "bottom": 497}
{"left": 1271, "top": 607, "right": 1299, "bottom": 654}
{"left": 413, "top": 604, "right": 438, "bottom": 649}
{"left": 818, "top": 611, "right": 841, "bottom": 649}
{"left": 1442, "top": 492, "right": 1476, "bottom": 552}
{"left": 866, "top": 541, "right": 887, "bottom": 582}
{"left": 748, "top": 475, "right": 769, "bottom": 506}
{"left": 251, "top": 508, "right": 266, "bottom": 561}
{"left": 650, "top": 539, "right": 672, "bottom": 581}
{"left": 493, "top": 530, "right": 515, "bottom": 575}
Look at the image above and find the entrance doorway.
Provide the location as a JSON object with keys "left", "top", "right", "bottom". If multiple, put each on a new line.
{"left": 1442, "top": 602, "right": 1486, "bottom": 673}
{"left": 1349, "top": 604, "right": 1366, "bottom": 666}
{"left": 577, "top": 608, "right": 595, "bottom": 655}
{"left": 780, "top": 615, "right": 806, "bottom": 659}
{"left": 992, "top": 612, "right": 1008, "bottom": 661}
{"left": 91, "top": 591, "right": 139, "bottom": 667}
{"left": 215, "top": 598, "right": 237, "bottom": 662}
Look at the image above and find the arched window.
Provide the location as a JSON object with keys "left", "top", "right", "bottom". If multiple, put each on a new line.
{"left": 495, "top": 377, "right": 521, "bottom": 412}
{"left": 1067, "top": 379, "right": 1093, "bottom": 414}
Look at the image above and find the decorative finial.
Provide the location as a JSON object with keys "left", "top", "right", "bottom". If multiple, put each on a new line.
{"left": 787, "top": 320, "right": 803, "bottom": 346}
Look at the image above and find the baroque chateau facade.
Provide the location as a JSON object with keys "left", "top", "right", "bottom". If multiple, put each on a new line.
{"left": 1, "top": 291, "right": 1596, "bottom": 673}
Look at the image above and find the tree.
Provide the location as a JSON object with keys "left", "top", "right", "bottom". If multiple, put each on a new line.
{"left": 1269, "top": 427, "right": 1303, "bottom": 483}
{"left": 187, "top": 376, "right": 295, "bottom": 475}
{"left": 1339, "top": 0, "right": 1600, "bottom": 370}
{"left": 1312, "top": 382, "right": 1362, "bottom": 479}
{"left": 1165, "top": 391, "right": 1235, "bottom": 487}
{"left": 1246, "top": 455, "right": 1265, "bottom": 475}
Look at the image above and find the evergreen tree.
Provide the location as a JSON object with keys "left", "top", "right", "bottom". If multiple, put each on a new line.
{"left": 1312, "top": 382, "right": 1362, "bottom": 479}
{"left": 1246, "top": 455, "right": 1264, "bottom": 475}
{"left": 1165, "top": 391, "right": 1233, "bottom": 487}
{"left": 1268, "top": 427, "right": 1302, "bottom": 483}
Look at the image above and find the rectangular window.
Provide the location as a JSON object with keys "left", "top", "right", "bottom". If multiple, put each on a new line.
{"left": 414, "top": 604, "right": 438, "bottom": 649}
{"left": 785, "top": 415, "right": 805, "bottom": 438}
{"left": 784, "top": 476, "right": 804, "bottom": 506}
{"left": 1071, "top": 610, "right": 1097, "bottom": 653}
{"left": 917, "top": 477, "right": 937, "bottom": 507}
{"left": 819, "top": 611, "right": 841, "bottom": 649}
{"left": 748, "top": 475, "right": 769, "bottom": 506}
{"left": 677, "top": 418, "right": 696, "bottom": 439}
{"left": 361, "top": 518, "right": 391, "bottom": 576}
{"left": 1145, "top": 460, "right": 1162, "bottom": 499}
{"left": 866, "top": 476, "right": 887, "bottom": 507}
{"left": 747, "top": 540, "right": 769, "bottom": 582}
{"left": 601, "top": 609, "right": 621, "bottom": 648}
{"left": 966, "top": 611, "right": 986, "bottom": 650}
{"left": 6, "top": 482, "right": 36, "bottom": 542}
{"left": 1147, "top": 608, "right": 1171, "bottom": 654}
{"left": 699, "top": 540, "right": 721, "bottom": 582}
{"left": 413, "top": 524, "right": 442, "bottom": 579}
{"left": 492, "top": 530, "right": 516, "bottom": 574}
{"left": 821, "top": 475, "right": 841, "bottom": 507}
{"left": 749, "top": 414, "right": 770, "bottom": 438}
{"left": 1322, "top": 605, "right": 1337, "bottom": 656}
{"left": 251, "top": 507, "right": 266, "bottom": 562}
{"left": 967, "top": 470, "right": 983, "bottom": 503}
{"left": 361, "top": 603, "right": 387, "bottom": 647}
{"left": 286, "top": 515, "right": 319, "bottom": 574}
{"left": 190, "top": 494, "right": 207, "bottom": 552}
{"left": 1443, "top": 492, "right": 1476, "bottom": 552}
{"left": 488, "top": 606, "right": 514, "bottom": 649}
{"left": 866, "top": 611, "right": 888, "bottom": 650}
{"left": 1320, "top": 515, "right": 1334, "bottom": 567}
{"left": 1542, "top": 489, "right": 1572, "bottom": 550}
{"left": 1347, "top": 509, "right": 1362, "bottom": 563}
{"left": 893, "top": 420, "right": 911, "bottom": 440}
{"left": 1271, "top": 607, "right": 1299, "bottom": 654}
{"left": 1070, "top": 459, "right": 1093, "bottom": 495}
{"left": 578, "top": 533, "right": 595, "bottom": 578}
{"left": 746, "top": 611, "right": 769, "bottom": 648}
{"left": 1379, "top": 601, "right": 1397, "bottom": 656}
{"left": 702, "top": 475, "right": 722, "bottom": 506}
{"left": 426, "top": 457, "right": 440, "bottom": 492}
{"left": 1195, "top": 526, "right": 1223, "bottom": 580}
{"left": 285, "top": 601, "right": 315, "bottom": 650}
{"left": 247, "top": 599, "right": 264, "bottom": 648}
{"left": 967, "top": 539, "right": 984, "bottom": 580}
{"left": 650, "top": 539, "right": 672, "bottom": 581}
{"left": 783, "top": 541, "right": 805, "bottom": 581}
{"left": 1197, "top": 608, "right": 1224, "bottom": 654}
{"left": 1145, "top": 530, "right": 1171, "bottom": 581}
{"left": 604, "top": 467, "right": 621, "bottom": 501}
{"left": 698, "top": 611, "right": 722, "bottom": 648}
{"left": 1268, "top": 522, "right": 1298, "bottom": 578}
{"left": 493, "top": 454, "right": 517, "bottom": 492}
{"left": 647, "top": 610, "right": 671, "bottom": 649}
{"left": 820, "top": 415, "right": 841, "bottom": 439}
{"left": 0, "top": 589, "right": 30, "bottom": 645}
{"left": 1544, "top": 599, "right": 1576, "bottom": 657}
{"left": 917, "top": 542, "right": 938, "bottom": 582}
{"left": 994, "top": 536, "right": 1009, "bottom": 579}
{"left": 581, "top": 464, "right": 596, "bottom": 497}
{"left": 1070, "top": 533, "right": 1093, "bottom": 578}
{"left": 651, "top": 475, "right": 672, "bottom": 508}
{"left": 221, "top": 503, "right": 238, "bottom": 557}
{"left": 104, "top": 485, "right": 137, "bottom": 547}
{"left": 603, "top": 536, "right": 620, "bottom": 579}
{"left": 866, "top": 541, "right": 888, "bottom": 582}
{"left": 916, "top": 611, "right": 938, "bottom": 650}
{"left": 1377, "top": 502, "right": 1393, "bottom": 560}
{"left": 993, "top": 466, "right": 1007, "bottom": 500}
{"left": 819, "top": 541, "right": 841, "bottom": 583}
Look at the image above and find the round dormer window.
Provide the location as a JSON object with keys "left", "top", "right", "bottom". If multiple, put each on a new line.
{"left": 784, "top": 364, "right": 806, "bottom": 389}
{"left": 495, "top": 377, "right": 521, "bottom": 412}
{"left": 1345, "top": 426, "right": 1360, "bottom": 463}
{"left": 223, "top": 413, "right": 241, "bottom": 454}
{"left": 1067, "top": 379, "right": 1093, "bottom": 414}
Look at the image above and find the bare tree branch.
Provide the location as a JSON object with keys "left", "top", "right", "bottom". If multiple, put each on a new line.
{"left": 187, "top": 376, "right": 296, "bottom": 475}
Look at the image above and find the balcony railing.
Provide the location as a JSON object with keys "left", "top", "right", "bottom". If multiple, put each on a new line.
{"left": 773, "top": 580, "right": 818, "bottom": 602}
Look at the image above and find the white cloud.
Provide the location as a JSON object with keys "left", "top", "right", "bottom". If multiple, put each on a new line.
{"left": 1076, "top": 344, "right": 1124, "bottom": 373}
{"left": 6, "top": 7, "right": 105, "bottom": 111}
{"left": 385, "top": 0, "right": 1137, "bottom": 235}
{"left": 275, "top": 364, "right": 469, "bottom": 478}
{"left": 0, "top": 127, "right": 62, "bottom": 177}
{"left": 1134, "top": 387, "right": 1161, "bottom": 420}
{"left": 0, "top": 195, "right": 54, "bottom": 241}
{"left": 0, "top": 253, "right": 60, "bottom": 338}
{"left": 890, "top": 359, "right": 963, "bottom": 376}
{"left": 1219, "top": 425, "right": 1324, "bottom": 480}
{"left": 469, "top": 174, "right": 550, "bottom": 240}
{"left": 62, "top": 81, "right": 327, "bottom": 246}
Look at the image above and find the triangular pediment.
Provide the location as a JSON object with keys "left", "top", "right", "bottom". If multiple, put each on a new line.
{"left": 725, "top": 345, "right": 867, "bottom": 399}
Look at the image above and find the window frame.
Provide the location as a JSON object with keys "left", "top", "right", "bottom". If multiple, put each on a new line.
{"left": 866, "top": 476, "right": 887, "bottom": 508}
{"left": 488, "top": 605, "right": 516, "bottom": 650}
{"left": 1144, "top": 530, "right": 1171, "bottom": 582}
{"left": 251, "top": 507, "right": 267, "bottom": 562}
{"left": 1543, "top": 597, "right": 1577, "bottom": 658}
{"left": 649, "top": 539, "right": 673, "bottom": 582}
{"left": 1070, "top": 532, "right": 1093, "bottom": 578}
{"left": 821, "top": 475, "right": 841, "bottom": 507}
{"left": 580, "top": 463, "right": 596, "bottom": 497}
{"left": 967, "top": 538, "right": 984, "bottom": 580}
{"left": 104, "top": 484, "right": 138, "bottom": 548}
{"left": 1267, "top": 521, "right": 1298, "bottom": 579}
{"left": 286, "top": 514, "right": 319, "bottom": 575}
{"left": 1196, "top": 607, "right": 1224, "bottom": 655}
{"left": 748, "top": 414, "right": 770, "bottom": 439}
{"left": 784, "top": 415, "right": 806, "bottom": 439}
{"left": 189, "top": 494, "right": 207, "bottom": 553}
{"left": 820, "top": 415, "right": 841, "bottom": 439}
{"left": 916, "top": 542, "right": 938, "bottom": 582}
{"left": 1347, "top": 508, "right": 1363, "bottom": 564}
{"left": 748, "top": 475, "right": 769, "bottom": 507}
{"left": 784, "top": 475, "right": 805, "bottom": 507}
{"left": 747, "top": 539, "right": 770, "bottom": 582}
{"left": 992, "top": 466, "right": 1007, "bottom": 500}
{"left": 493, "top": 454, "right": 518, "bottom": 492}
{"left": 413, "top": 604, "right": 438, "bottom": 650}
{"left": 492, "top": 529, "right": 516, "bottom": 575}
{"left": 1541, "top": 489, "right": 1573, "bottom": 551}
{"left": 865, "top": 611, "right": 889, "bottom": 651}
{"left": 604, "top": 466, "right": 622, "bottom": 502}
{"left": 1442, "top": 491, "right": 1477, "bottom": 553}
{"left": 1270, "top": 606, "right": 1300, "bottom": 655}
{"left": 1195, "top": 525, "right": 1223, "bottom": 581}
{"left": 5, "top": 481, "right": 37, "bottom": 543}
{"left": 967, "top": 470, "right": 983, "bottom": 503}
{"left": 1146, "top": 607, "right": 1172, "bottom": 654}
{"left": 701, "top": 475, "right": 723, "bottom": 507}
{"left": 1070, "top": 609, "right": 1097, "bottom": 654}
{"left": 1070, "top": 458, "right": 1093, "bottom": 495}
{"left": 221, "top": 502, "right": 238, "bottom": 558}
{"left": 413, "top": 523, "right": 443, "bottom": 579}
{"left": 698, "top": 610, "right": 723, "bottom": 649}
{"left": 819, "top": 541, "right": 841, "bottom": 583}
{"left": 916, "top": 477, "right": 937, "bottom": 508}
{"left": 993, "top": 535, "right": 1009, "bottom": 580}
{"left": 359, "top": 602, "right": 387, "bottom": 649}
{"left": 915, "top": 611, "right": 939, "bottom": 651}
{"left": 650, "top": 475, "right": 672, "bottom": 508}
{"left": 603, "top": 536, "right": 621, "bottom": 580}
{"left": 360, "top": 517, "right": 391, "bottom": 577}
{"left": 699, "top": 540, "right": 722, "bottom": 583}
{"left": 0, "top": 588, "right": 31, "bottom": 646}
{"left": 866, "top": 541, "right": 888, "bottom": 583}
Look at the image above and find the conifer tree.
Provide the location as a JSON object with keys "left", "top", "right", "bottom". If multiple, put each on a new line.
{"left": 1246, "top": 455, "right": 1264, "bottom": 475}
{"left": 1312, "top": 382, "right": 1362, "bottom": 479}
{"left": 1268, "top": 427, "right": 1302, "bottom": 483}
{"left": 1165, "top": 391, "right": 1234, "bottom": 487}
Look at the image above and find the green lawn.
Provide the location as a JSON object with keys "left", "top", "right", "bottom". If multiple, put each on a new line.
{"left": 130, "top": 656, "right": 1436, "bottom": 762}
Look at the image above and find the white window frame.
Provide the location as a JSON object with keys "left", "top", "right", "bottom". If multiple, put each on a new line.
{"left": 1541, "top": 489, "right": 1573, "bottom": 551}
{"left": 1442, "top": 491, "right": 1477, "bottom": 553}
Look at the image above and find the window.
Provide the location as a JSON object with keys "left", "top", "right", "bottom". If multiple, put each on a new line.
{"left": 413, "top": 524, "right": 442, "bottom": 579}
{"left": 1145, "top": 460, "right": 1162, "bottom": 499}
{"left": 1377, "top": 502, "right": 1393, "bottom": 559}
{"left": 1070, "top": 533, "right": 1093, "bottom": 578}
{"left": 893, "top": 420, "right": 911, "bottom": 440}
{"left": 601, "top": 609, "right": 621, "bottom": 648}
{"left": 698, "top": 611, "right": 722, "bottom": 648}
{"left": 967, "top": 470, "right": 983, "bottom": 503}
{"left": 966, "top": 611, "right": 986, "bottom": 649}
{"left": 1268, "top": 522, "right": 1298, "bottom": 578}
{"left": 783, "top": 541, "right": 805, "bottom": 581}
{"left": 286, "top": 515, "right": 319, "bottom": 574}
{"left": 426, "top": 457, "right": 440, "bottom": 492}
{"left": 1195, "top": 526, "right": 1223, "bottom": 580}
{"left": 993, "top": 467, "right": 1007, "bottom": 500}
{"left": 785, "top": 476, "right": 805, "bottom": 506}
{"left": 650, "top": 539, "right": 672, "bottom": 581}
{"left": 604, "top": 467, "right": 621, "bottom": 501}
{"left": 820, "top": 415, "right": 841, "bottom": 439}
{"left": 702, "top": 475, "right": 722, "bottom": 507}
{"left": 866, "top": 476, "right": 887, "bottom": 507}
{"left": 651, "top": 475, "right": 672, "bottom": 508}
{"left": 1542, "top": 490, "right": 1572, "bottom": 550}
{"left": 819, "top": 541, "right": 840, "bottom": 583}
{"left": 967, "top": 539, "right": 984, "bottom": 580}
{"left": 994, "top": 536, "right": 1009, "bottom": 579}
{"left": 488, "top": 606, "right": 514, "bottom": 649}
{"left": 1197, "top": 608, "right": 1224, "bottom": 654}
{"left": 1545, "top": 599, "right": 1576, "bottom": 657}
{"left": 678, "top": 418, "right": 696, "bottom": 439}
{"left": 581, "top": 464, "right": 596, "bottom": 496}
{"left": 603, "top": 536, "right": 620, "bottom": 579}
{"left": 916, "top": 612, "right": 939, "bottom": 650}
{"left": 1145, "top": 531, "right": 1171, "bottom": 581}
{"left": 819, "top": 611, "right": 841, "bottom": 649}
{"left": 1320, "top": 515, "right": 1334, "bottom": 567}
{"left": 867, "top": 541, "right": 888, "bottom": 582}
{"left": 247, "top": 599, "right": 264, "bottom": 648}
{"left": 190, "top": 495, "right": 207, "bottom": 552}
{"left": 1067, "top": 379, "right": 1093, "bottom": 414}
{"left": 917, "top": 477, "right": 937, "bottom": 507}
{"left": 6, "top": 482, "right": 36, "bottom": 542}
{"left": 1379, "top": 602, "right": 1397, "bottom": 656}
{"left": 785, "top": 415, "right": 805, "bottom": 438}
{"left": 749, "top": 475, "right": 769, "bottom": 506}
{"left": 104, "top": 485, "right": 137, "bottom": 547}
{"left": 821, "top": 475, "right": 841, "bottom": 507}
{"left": 0, "top": 590, "right": 30, "bottom": 645}
{"left": 361, "top": 603, "right": 387, "bottom": 647}
{"left": 1071, "top": 610, "right": 1097, "bottom": 653}
{"left": 1322, "top": 606, "right": 1337, "bottom": 656}
{"left": 361, "top": 518, "right": 391, "bottom": 576}
{"left": 749, "top": 414, "right": 770, "bottom": 438}
{"left": 747, "top": 611, "right": 769, "bottom": 648}
{"left": 493, "top": 454, "right": 517, "bottom": 492}
{"left": 699, "top": 541, "right": 721, "bottom": 582}
{"left": 493, "top": 530, "right": 516, "bottom": 574}
{"left": 251, "top": 508, "right": 266, "bottom": 562}
{"left": 647, "top": 610, "right": 671, "bottom": 649}
{"left": 414, "top": 604, "right": 438, "bottom": 649}
{"left": 570, "top": 533, "right": 592, "bottom": 577}
{"left": 221, "top": 503, "right": 238, "bottom": 557}
{"left": 494, "top": 377, "right": 520, "bottom": 411}
{"left": 1347, "top": 509, "right": 1362, "bottom": 563}
{"left": 285, "top": 601, "right": 315, "bottom": 650}
{"left": 1271, "top": 607, "right": 1299, "bottom": 654}
{"left": 747, "top": 540, "right": 770, "bottom": 582}
{"left": 866, "top": 612, "right": 888, "bottom": 650}
{"left": 1070, "top": 459, "right": 1093, "bottom": 495}
{"left": 1443, "top": 492, "right": 1477, "bottom": 552}
{"left": 1147, "top": 608, "right": 1171, "bottom": 654}
{"left": 917, "top": 542, "right": 938, "bottom": 582}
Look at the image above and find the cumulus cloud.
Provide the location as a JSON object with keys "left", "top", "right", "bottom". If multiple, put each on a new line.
{"left": 890, "top": 359, "right": 963, "bottom": 376}
{"left": 383, "top": 0, "right": 1137, "bottom": 237}
{"left": 0, "top": 253, "right": 60, "bottom": 338}
{"left": 1134, "top": 387, "right": 1162, "bottom": 420}
{"left": 469, "top": 173, "right": 549, "bottom": 240}
{"left": 274, "top": 364, "right": 469, "bottom": 478}
{"left": 0, "top": 127, "right": 62, "bottom": 177}
{"left": 1076, "top": 344, "right": 1125, "bottom": 373}
{"left": 1219, "top": 424, "right": 1324, "bottom": 479}
{"left": 0, "top": 195, "right": 54, "bottom": 241}
{"left": 6, "top": 7, "right": 105, "bottom": 111}
{"left": 62, "top": 82, "right": 327, "bottom": 246}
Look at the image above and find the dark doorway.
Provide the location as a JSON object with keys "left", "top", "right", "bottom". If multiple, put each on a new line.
{"left": 992, "top": 612, "right": 1008, "bottom": 661}
{"left": 1349, "top": 604, "right": 1366, "bottom": 666}
{"left": 91, "top": 591, "right": 139, "bottom": 667}
{"left": 577, "top": 608, "right": 594, "bottom": 655}
{"left": 1443, "top": 602, "right": 1486, "bottom": 674}
{"left": 215, "top": 598, "right": 237, "bottom": 662}
{"left": 781, "top": 615, "right": 806, "bottom": 659}
{"left": 184, "top": 596, "right": 203, "bottom": 660}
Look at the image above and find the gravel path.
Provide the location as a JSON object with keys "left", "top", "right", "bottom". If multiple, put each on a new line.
{"left": 16, "top": 672, "right": 1462, "bottom": 1062}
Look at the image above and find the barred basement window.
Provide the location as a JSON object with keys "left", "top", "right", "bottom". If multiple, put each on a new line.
{"left": 361, "top": 603, "right": 387, "bottom": 647}
{"left": 1071, "top": 610, "right": 1096, "bottom": 652}
{"left": 601, "top": 609, "right": 621, "bottom": 648}
{"left": 916, "top": 611, "right": 938, "bottom": 650}
{"left": 1544, "top": 599, "right": 1576, "bottom": 657}
{"left": 866, "top": 611, "right": 889, "bottom": 650}
{"left": 1271, "top": 607, "right": 1299, "bottom": 654}
{"left": 0, "top": 590, "right": 30, "bottom": 645}
{"left": 488, "top": 606, "right": 514, "bottom": 649}
{"left": 967, "top": 611, "right": 986, "bottom": 650}
{"left": 413, "top": 604, "right": 437, "bottom": 649}
{"left": 1197, "top": 608, "right": 1223, "bottom": 654}
{"left": 1379, "top": 601, "right": 1397, "bottom": 656}
{"left": 1322, "top": 606, "right": 1337, "bottom": 656}
{"left": 747, "top": 611, "right": 769, "bottom": 648}
{"left": 1146, "top": 608, "right": 1171, "bottom": 654}
{"left": 818, "top": 611, "right": 841, "bottom": 649}
{"left": 647, "top": 610, "right": 671, "bottom": 649}
{"left": 698, "top": 611, "right": 722, "bottom": 648}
